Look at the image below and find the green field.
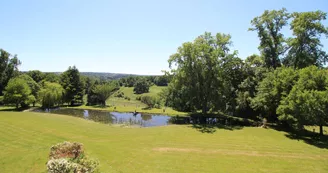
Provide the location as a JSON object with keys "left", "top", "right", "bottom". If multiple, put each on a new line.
{"left": 1, "top": 111, "right": 328, "bottom": 173}
{"left": 75, "top": 86, "right": 185, "bottom": 115}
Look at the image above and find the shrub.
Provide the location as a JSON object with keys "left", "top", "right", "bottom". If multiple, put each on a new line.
{"left": 133, "top": 79, "right": 150, "bottom": 94}
{"left": 136, "top": 96, "right": 141, "bottom": 101}
{"left": 46, "top": 142, "right": 99, "bottom": 173}
{"left": 49, "top": 141, "right": 83, "bottom": 159}
{"left": 124, "top": 96, "right": 131, "bottom": 101}
{"left": 114, "top": 91, "right": 124, "bottom": 98}
{"left": 140, "top": 95, "right": 161, "bottom": 108}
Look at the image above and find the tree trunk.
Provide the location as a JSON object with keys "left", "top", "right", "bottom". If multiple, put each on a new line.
{"left": 15, "top": 102, "right": 19, "bottom": 109}
{"left": 319, "top": 125, "right": 323, "bottom": 136}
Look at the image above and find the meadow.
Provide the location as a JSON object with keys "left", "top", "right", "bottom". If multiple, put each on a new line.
{"left": 72, "top": 86, "right": 186, "bottom": 116}
{"left": 1, "top": 111, "right": 327, "bottom": 173}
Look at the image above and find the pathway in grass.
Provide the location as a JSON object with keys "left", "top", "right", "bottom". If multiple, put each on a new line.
{"left": 0, "top": 112, "right": 327, "bottom": 173}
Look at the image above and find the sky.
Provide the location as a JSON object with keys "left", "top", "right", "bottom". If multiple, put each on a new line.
{"left": 1, "top": 0, "right": 328, "bottom": 75}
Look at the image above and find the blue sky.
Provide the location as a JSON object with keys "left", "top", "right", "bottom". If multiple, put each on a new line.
{"left": 1, "top": 0, "right": 328, "bottom": 75}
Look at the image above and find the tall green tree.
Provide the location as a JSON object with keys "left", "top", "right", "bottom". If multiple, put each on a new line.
{"left": 166, "top": 32, "right": 236, "bottom": 114}
{"left": 251, "top": 67, "right": 298, "bottom": 121}
{"left": 133, "top": 78, "right": 150, "bottom": 94}
{"left": 44, "top": 73, "right": 60, "bottom": 83}
{"left": 0, "top": 49, "right": 21, "bottom": 95}
{"left": 277, "top": 66, "right": 328, "bottom": 135}
{"left": 38, "top": 82, "right": 64, "bottom": 108}
{"left": 236, "top": 54, "right": 267, "bottom": 118}
{"left": 220, "top": 56, "right": 245, "bottom": 115}
{"left": 284, "top": 11, "right": 328, "bottom": 68}
{"left": 249, "top": 8, "right": 290, "bottom": 69}
{"left": 26, "top": 70, "right": 45, "bottom": 83}
{"left": 87, "top": 82, "right": 119, "bottom": 106}
{"left": 60, "top": 66, "right": 84, "bottom": 105}
{"left": 3, "top": 77, "right": 32, "bottom": 108}
{"left": 17, "top": 74, "right": 40, "bottom": 106}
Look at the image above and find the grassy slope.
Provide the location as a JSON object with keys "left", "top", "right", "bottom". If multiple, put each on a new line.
{"left": 1, "top": 112, "right": 328, "bottom": 173}
{"left": 78, "top": 86, "right": 185, "bottom": 115}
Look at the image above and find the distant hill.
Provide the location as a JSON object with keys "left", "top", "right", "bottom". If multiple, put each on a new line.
{"left": 23, "top": 71, "right": 158, "bottom": 80}
{"left": 80, "top": 72, "right": 137, "bottom": 80}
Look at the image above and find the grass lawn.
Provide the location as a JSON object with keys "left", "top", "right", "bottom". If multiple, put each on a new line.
{"left": 72, "top": 86, "right": 186, "bottom": 116}
{"left": 1, "top": 112, "right": 328, "bottom": 173}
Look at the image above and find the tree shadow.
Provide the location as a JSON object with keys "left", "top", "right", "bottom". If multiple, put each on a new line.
{"left": 0, "top": 107, "right": 29, "bottom": 112}
{"left": 189, "top": 124, "right": 244, "bottom": 134}
{"left": 271, "top": 125, "right": 328, "bottom": 149}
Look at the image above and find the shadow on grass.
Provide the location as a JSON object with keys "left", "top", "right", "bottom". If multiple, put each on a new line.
{"left": 190, "top": 124, "right": 244, "bottom": 134}
{"left": 272, "top": 125, "right": 328, "bottom": 149}
{"left": 0, "top": 107, "right": 29, "bottom": 112}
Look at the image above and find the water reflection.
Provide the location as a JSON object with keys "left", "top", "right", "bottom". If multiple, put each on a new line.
{"left": 35, "top": 108, "right": 171, "bottom": 127}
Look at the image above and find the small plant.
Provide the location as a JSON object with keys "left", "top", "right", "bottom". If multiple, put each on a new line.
{"left": 261, "top": 118, "right": 267, "bottom": 128}
{"left": 124, "top": 96, "right": 131, "bottom": 101}
{"left": 114, "top": 91, "right": 125, "bottom": 98}
{"left": 46, "top": 141, "right": 99, "bottom": 173}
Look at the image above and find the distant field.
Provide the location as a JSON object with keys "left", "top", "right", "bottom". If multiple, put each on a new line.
{"left": 76, "top": 86, "right": 184, "bottom": 115}
{"left": 0, "top": 112, "right": 327, "bottom": 173}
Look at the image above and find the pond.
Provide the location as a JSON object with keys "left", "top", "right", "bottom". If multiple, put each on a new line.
{"left": 34, "top": 108, "right": 172, "bottom": 127}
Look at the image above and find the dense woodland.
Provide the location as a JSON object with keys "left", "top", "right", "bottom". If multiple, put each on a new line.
{"left": 1, "top": 8, "right": 328, "bottom": 135}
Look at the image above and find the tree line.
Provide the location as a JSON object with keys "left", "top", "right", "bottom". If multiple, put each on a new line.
{"left": 0, "top": 8, "right": 327, "bottom": 135}
{"left": 162, "top": 8, "right": 328, "bottom": 135}
{"left": 0, "top": 51, "right": 169, "bottom": 109}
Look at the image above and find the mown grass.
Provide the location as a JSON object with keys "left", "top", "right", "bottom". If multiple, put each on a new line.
{"left": 1, "top": 111, "right": 328, "bottom": 173}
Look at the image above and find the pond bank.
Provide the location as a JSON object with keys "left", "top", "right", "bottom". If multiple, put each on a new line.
{"left": 61, "top": 105, "right": 188, "bottom": 116}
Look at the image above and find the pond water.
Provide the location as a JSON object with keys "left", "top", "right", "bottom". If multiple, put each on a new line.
{"left": 34, "top": 108, "right": 172, "bottom": 127}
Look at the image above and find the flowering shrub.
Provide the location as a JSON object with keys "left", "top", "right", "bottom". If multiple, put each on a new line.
{"left": 46, "top": 142, "right": 99, "bottom": 173}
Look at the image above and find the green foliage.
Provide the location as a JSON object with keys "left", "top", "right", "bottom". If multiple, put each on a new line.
{"left": 166, "top": 32, "right": 236, "bottom": 114}
{"left": 140, "top": 95, "right": 161, "bottom": 108}
{"left": 154, "top": 75, "right": 169, "bottom": 86}
{"left": 284, "top": 11, "right": 328, "bottom": 68}
{"left": 133, "top": 78, "right": 150, "bottom": 94}
{"left": 236, "top": 55, "right": 267, "bottom": 114}
{"left": 0, "top": 49, "right": 21, "bottom": 95}
{"left": 17, "top": 74, "right": 40, "bottom": 106}
{"left": 26, "top": 70, "right": 45, "bottom": 83}
{"left": 47, "top": 142, "right": 99, "bottom": 173}
{"left": 277, "top": 66, "right": 328, "bottom": 134}
{"left": 60, "top": 66, "right": 84, "bottom": 105}
{"left": 0, "top": 95, "right": 3, "bottom": 105}
{"left": 249, "top": 8, "right": 290, "bottom": 68}
{"left": 44, "top": 73, "right": 60, "bottom": 83}
{"left": 251, "top": 67, "right": 298, "bottom": 121}
{"left": 88, "top": 82, "right": 119, "bottom": 106}
{"left": 3, "top": 77, "right": 32, "bottom": 108}
{"left": 38, "top": 82, "right": 64, "bottom": 108}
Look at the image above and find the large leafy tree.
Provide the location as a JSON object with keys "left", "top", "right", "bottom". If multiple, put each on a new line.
{"left": 133, "top": 78, "right": 150, "bottom": 94}
{"left": 251, "top": 67, "right": 298, "bottom": 121}
{"left": 60, "top": 66, "right": 84, "bottom": 105}
{"left": 219, "top": 56, "right": 245, "bottom": 115}
{"left": 249, "top": 8, "right": 290, "bottom": 69}
{"left": 0, "top": 49, "right": 21, "bottom": 95}
{"left": 236, "top": 54, "right": 267, "bottom": 118}
{"left": 166, "top": 32, "right": 236, "bottom": 114}
{"left": 3, "top": 77, "right": 32, "bottom": 108}
{"left": 17, "top": 74, "right": 40, "bottom": 106}
{"left": 284, "top": 11, "right": 328, "bottom": 68}
{"left": 26, "top": 70, "right": 45, "bottom": 83}
{"left": 38, "top": 82, "right": 64, "bottom": 108}
{"left": 277, "top": 66, "right": 328, "bottom": 135}
{"left": 87, "top": 82, "right": 119, "bottom": 106}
